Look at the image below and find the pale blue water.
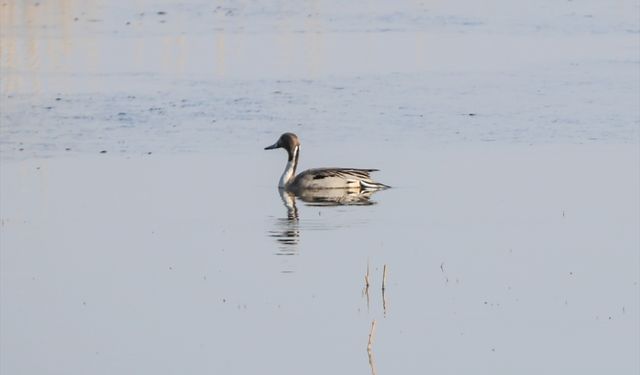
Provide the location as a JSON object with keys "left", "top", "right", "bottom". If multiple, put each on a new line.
{"left": 1, "top": 1, "right": 639, "bottom": 374}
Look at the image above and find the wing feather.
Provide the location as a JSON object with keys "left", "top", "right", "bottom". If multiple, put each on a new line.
{"left": 308, "top": 168, "right": 378, "bottom": 180}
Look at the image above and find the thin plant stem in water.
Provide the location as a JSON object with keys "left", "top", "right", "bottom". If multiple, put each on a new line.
{"left": 382, "top": 264, "right": 387, "bottom": 291}
{"left": 367, "top": 319, "right": 377, "bottom": 375}
{"left": 363, "top": 261, "right": 371, "bottom": 312}
{"left": 382, "top": 264, "right": 388, "bottom": 317}
{"left": 365, "top": 261, "right": 371, "bottom": 288}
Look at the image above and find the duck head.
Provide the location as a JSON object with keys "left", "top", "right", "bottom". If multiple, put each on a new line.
{"left": 264, "top": 132, "right": 301, "bottom": 162}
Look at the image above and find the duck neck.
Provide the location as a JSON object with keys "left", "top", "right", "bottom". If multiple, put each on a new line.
{"left": 279, "top": 145, "right": 299, "bottom": 188}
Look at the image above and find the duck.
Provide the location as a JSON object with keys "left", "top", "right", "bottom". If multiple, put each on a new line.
{"left": 264, "top": 132, "right": 390, "bottom": 192}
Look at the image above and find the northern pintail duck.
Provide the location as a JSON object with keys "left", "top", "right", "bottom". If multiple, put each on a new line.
{"left": 265, "top": 132, "right": 390, "bottom": 192}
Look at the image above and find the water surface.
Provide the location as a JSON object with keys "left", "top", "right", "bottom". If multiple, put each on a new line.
{"left": 1, "top": 1, "right": 639, "bottom": 374}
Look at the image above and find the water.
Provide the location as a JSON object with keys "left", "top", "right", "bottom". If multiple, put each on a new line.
{"left": 1, "top": 1, "right": 639, "bottom": 374}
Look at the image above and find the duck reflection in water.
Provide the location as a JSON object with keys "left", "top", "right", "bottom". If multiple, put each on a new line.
{"left": 269, "top": 189, "right": 300, "bottom": 255}
{"left": 292, "top": 187, "right": 379, "bottom": 207}
{"left": 269, "top": 187, "right": 385, "bottom": 254}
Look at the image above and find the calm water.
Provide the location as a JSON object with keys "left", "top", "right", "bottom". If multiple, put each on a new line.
{"left": 1, "top": 1, "right": 639, "bottom": 374}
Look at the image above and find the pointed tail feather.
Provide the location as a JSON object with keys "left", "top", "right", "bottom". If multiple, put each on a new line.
{"left": 360, "top": 180, "right": 391, "bottom": 190}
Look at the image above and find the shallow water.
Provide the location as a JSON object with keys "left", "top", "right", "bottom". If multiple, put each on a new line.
{"left": 2, "top": 146, "right": 639, "bottom": 374}
{"left": 1, "top": 1, "right": 639, "bottom": 374}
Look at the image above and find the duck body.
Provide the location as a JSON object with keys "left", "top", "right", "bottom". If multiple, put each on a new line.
{"left": 265, "top": 133, "right": 389, "bottom": 192}
{"left": 289, "top": 168, "right": 386, "bottom": 191}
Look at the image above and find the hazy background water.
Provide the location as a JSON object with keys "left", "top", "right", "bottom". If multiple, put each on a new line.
{"left": 1, "top": 1, "right": 639, "bottom": 374}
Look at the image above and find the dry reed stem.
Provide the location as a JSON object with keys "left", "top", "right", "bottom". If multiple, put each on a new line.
{"left": 367, "top": 319, "right": 378, "bottom": 375}
{"left": 365, "top": 262, "right": 371, "bottom": 288}
{"left": 382, "top": 264, "right": 388, "bottom": 291}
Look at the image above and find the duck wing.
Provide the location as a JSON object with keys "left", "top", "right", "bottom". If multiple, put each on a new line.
{"left": 291, "top": 168, "right": 389, "bottom": 190}
{"left": 308, "top": 168, "right": 379, "bottom": 180}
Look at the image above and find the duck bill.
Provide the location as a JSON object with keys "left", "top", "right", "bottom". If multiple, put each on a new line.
{"left": 264, "top": 142, "right": 279, "bottom": 150}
